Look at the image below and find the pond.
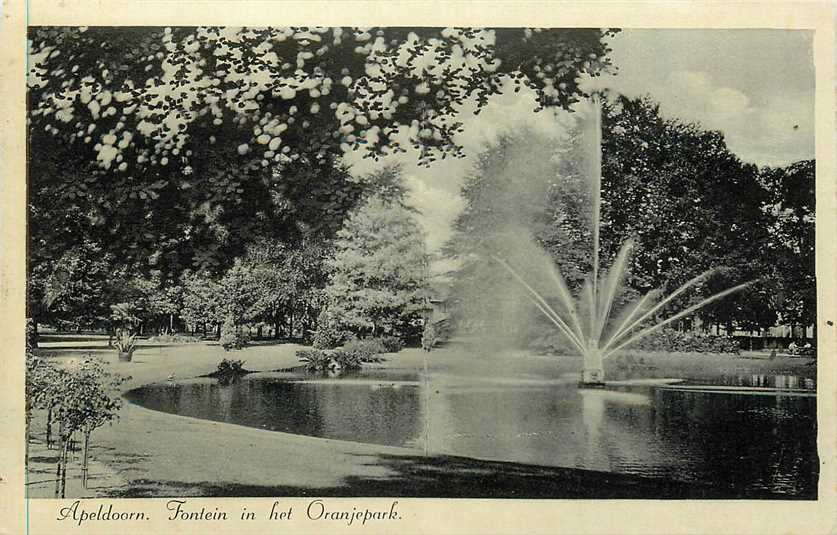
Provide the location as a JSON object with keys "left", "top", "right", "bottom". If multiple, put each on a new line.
{"left": 125, "top": 368, "right": 818, "bottom": 498}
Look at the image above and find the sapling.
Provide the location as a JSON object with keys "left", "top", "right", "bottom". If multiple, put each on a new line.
{"left": 49, "top": 358, "right": 128, "bottom": 496}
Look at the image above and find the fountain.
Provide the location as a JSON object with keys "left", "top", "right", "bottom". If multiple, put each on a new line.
{"left": 494, "top": 94, "right": 753, "bottom": 387}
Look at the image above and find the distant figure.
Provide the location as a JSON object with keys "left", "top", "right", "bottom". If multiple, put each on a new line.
{"left": 788, "top": 341, "right": 798, "bottom": 354}
{"left": 167, "top": 372, "right": 176, "bottom": 383}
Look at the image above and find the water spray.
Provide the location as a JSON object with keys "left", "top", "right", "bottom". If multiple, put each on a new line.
{"left": 493, "top": 93, "right": 753, "bottom": 387}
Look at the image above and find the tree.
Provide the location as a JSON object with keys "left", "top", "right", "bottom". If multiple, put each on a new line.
{"left": 219, "top": 313, "right": 250, "bottom": 350}
{"left": 27, "top": 239, "right": 117, "bottom": 331}
{"left": 760, "top": 159, "right": 816, "bottom": 334}
{"left": 446, "top": 95, "right": 776, "bottom": 339}
{"left": 143, "top": 281, "right": 184, "bottom": 333}
{"left": 443, "top": 129, "right": 569, "bottom": 336}
{"left": 25, "top": 352, "right": 64, "bottom": 457}
{"left": 596, "top": 95, "right": 772, "bottom": 330}
{"left": 27, "top": 27, "right": 618, "bottom": 275}
{"left": 325, "top": 195, "right": 429, "bottom": 338}
{"left": 43, "top": 358, "right": 127, "bottom": 497}
{"left": 74, "top": 360, "right": 129, "bottom": 489}
{"left": 180, "top": 271, "right": 225, "bottom": 335}
{"left": 235, "top": 239, "right": 331, "bottom": 339}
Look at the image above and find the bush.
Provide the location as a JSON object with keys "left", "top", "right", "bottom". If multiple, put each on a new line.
{"left": 220, "top": 315, "right": 250, "bottom": 351}
{"left": 214, "top": 358, "right": 248, "bottom": 376}
{"left": 297, "top": 349, "right": 331, "bottom": 371}
{"left": 332, "top": 350, "right": 363, "bottom": 369}
{"left": 527, "top": 328, "right": 740, "bottom": 356}
{"left": 340, "top": 338, "right": 386, "bottom": 363}
{"left": 296, "top": 348, "right": 364, "bottom": 372}
{"left": 629, "top": 328, "right": 740, "bottom": 354}
{"left": 211, "top": 358, "right": 248, "bottom": 385}
{"left": 147, "top": 333, "right": 202, "bottom": 344}
{"left": 378, "top": 336, "right": 404, "bottom": 353}
{"left": 312, "top": 309, "right": 349, "bottom": 349}
{"left": 26, "top": 319, "right": 38, "bottom": 350}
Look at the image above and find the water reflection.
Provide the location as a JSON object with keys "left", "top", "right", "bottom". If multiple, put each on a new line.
{"left": 126, "top": 371, "right": 818, "bottom": 497}
{"left": 129, "top": 376, "right": 423, "bottom": 446}
{"left": 688, "top": 373, "right": 814, "bottom": 390}
{"left": 579, "top": 390, "right": 605, "bottom": 470}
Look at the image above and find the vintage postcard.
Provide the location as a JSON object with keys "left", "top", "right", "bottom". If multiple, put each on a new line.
{"left": 1, "top": 1, "right": 835, "bottom": 534}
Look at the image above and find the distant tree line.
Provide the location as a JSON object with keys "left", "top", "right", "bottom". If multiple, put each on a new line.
{"left": 27, "top": 166, "right": 431, "bottom": 345}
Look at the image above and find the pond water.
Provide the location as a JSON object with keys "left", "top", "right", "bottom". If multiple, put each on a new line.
{"left": 125, "top": 369, "right": 818, "bottom": 498}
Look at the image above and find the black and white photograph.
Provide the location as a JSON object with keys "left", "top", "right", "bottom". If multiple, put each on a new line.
{"left": 8, "top": 5, "right": 835, "bottom": 532}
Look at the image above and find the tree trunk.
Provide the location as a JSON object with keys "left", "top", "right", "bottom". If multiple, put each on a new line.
{"left": 170, "top": 313, "right": 174, "bottom": 333}
{"left": 53, "top": 447, "right": 62, "bottom": 497}
{"left": 25, "top": 409, "right": 30, "bottom": 464}
{"left": 82, "top": 430, "right": 90, "bottom": 488}
{"left": 54, "top": 434, "right": 67, "bottom": 498}
{"left": 31, "top": 319, "right": 39, "bottom": 348}
{"left": 46, "top": 404, "right": 53, "bottom": 449}
{"left": 60, "top": 438, "right": 70, "bottom": 498}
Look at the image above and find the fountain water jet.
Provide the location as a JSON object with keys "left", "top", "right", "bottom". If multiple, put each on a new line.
{"left": 494, "top": 94, "right": 754, "bottom": 387}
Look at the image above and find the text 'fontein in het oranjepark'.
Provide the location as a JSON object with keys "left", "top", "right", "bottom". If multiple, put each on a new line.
{"left": 493, "top": 93, "right": 753, "bottom": 388}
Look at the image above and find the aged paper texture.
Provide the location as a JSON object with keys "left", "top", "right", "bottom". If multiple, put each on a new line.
{"left": 2, "top": 1, "right": 836, "bottom": 534}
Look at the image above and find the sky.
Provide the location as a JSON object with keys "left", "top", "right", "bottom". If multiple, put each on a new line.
{"left": 343, "top": 29, "right": 816, "bottom": 270}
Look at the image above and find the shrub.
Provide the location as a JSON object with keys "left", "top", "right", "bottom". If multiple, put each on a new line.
{"left": 629, "top": 328, "right": 740, "bottom": 354}
{"left": 340, "top": 338, "right": 386, "bottom": 363}
{"left": 296, "top": 348, "right": 365, "bottom": 372}
{"left": 297, "top": 349, "right": 332, "bottom": 371}
{"left": 26, "top": 318, "right": 38, "bottom": 350}
{"left": 312, "top": 309, "right": 349, "bottom": 349}
{"left": 527, "top": 328, "right": 740, "bottom": 355}
{"left": 331, "top": 350, "right": 363, "bottom": 369}
{"left": 147, "top": 333, "right": 202, "bottom": 344}
{"left": 214, "top": 358, "right": 247, "bottom": 377}
{"left": 220, "top": 315, "right": 250, "bottom": 351}
{"left": 378, "top": 336, "right": 404, "bottom": 353}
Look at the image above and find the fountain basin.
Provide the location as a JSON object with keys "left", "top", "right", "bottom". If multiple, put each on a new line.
{"left": 124, "top": 367, "right": 818, "bottom": 498}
